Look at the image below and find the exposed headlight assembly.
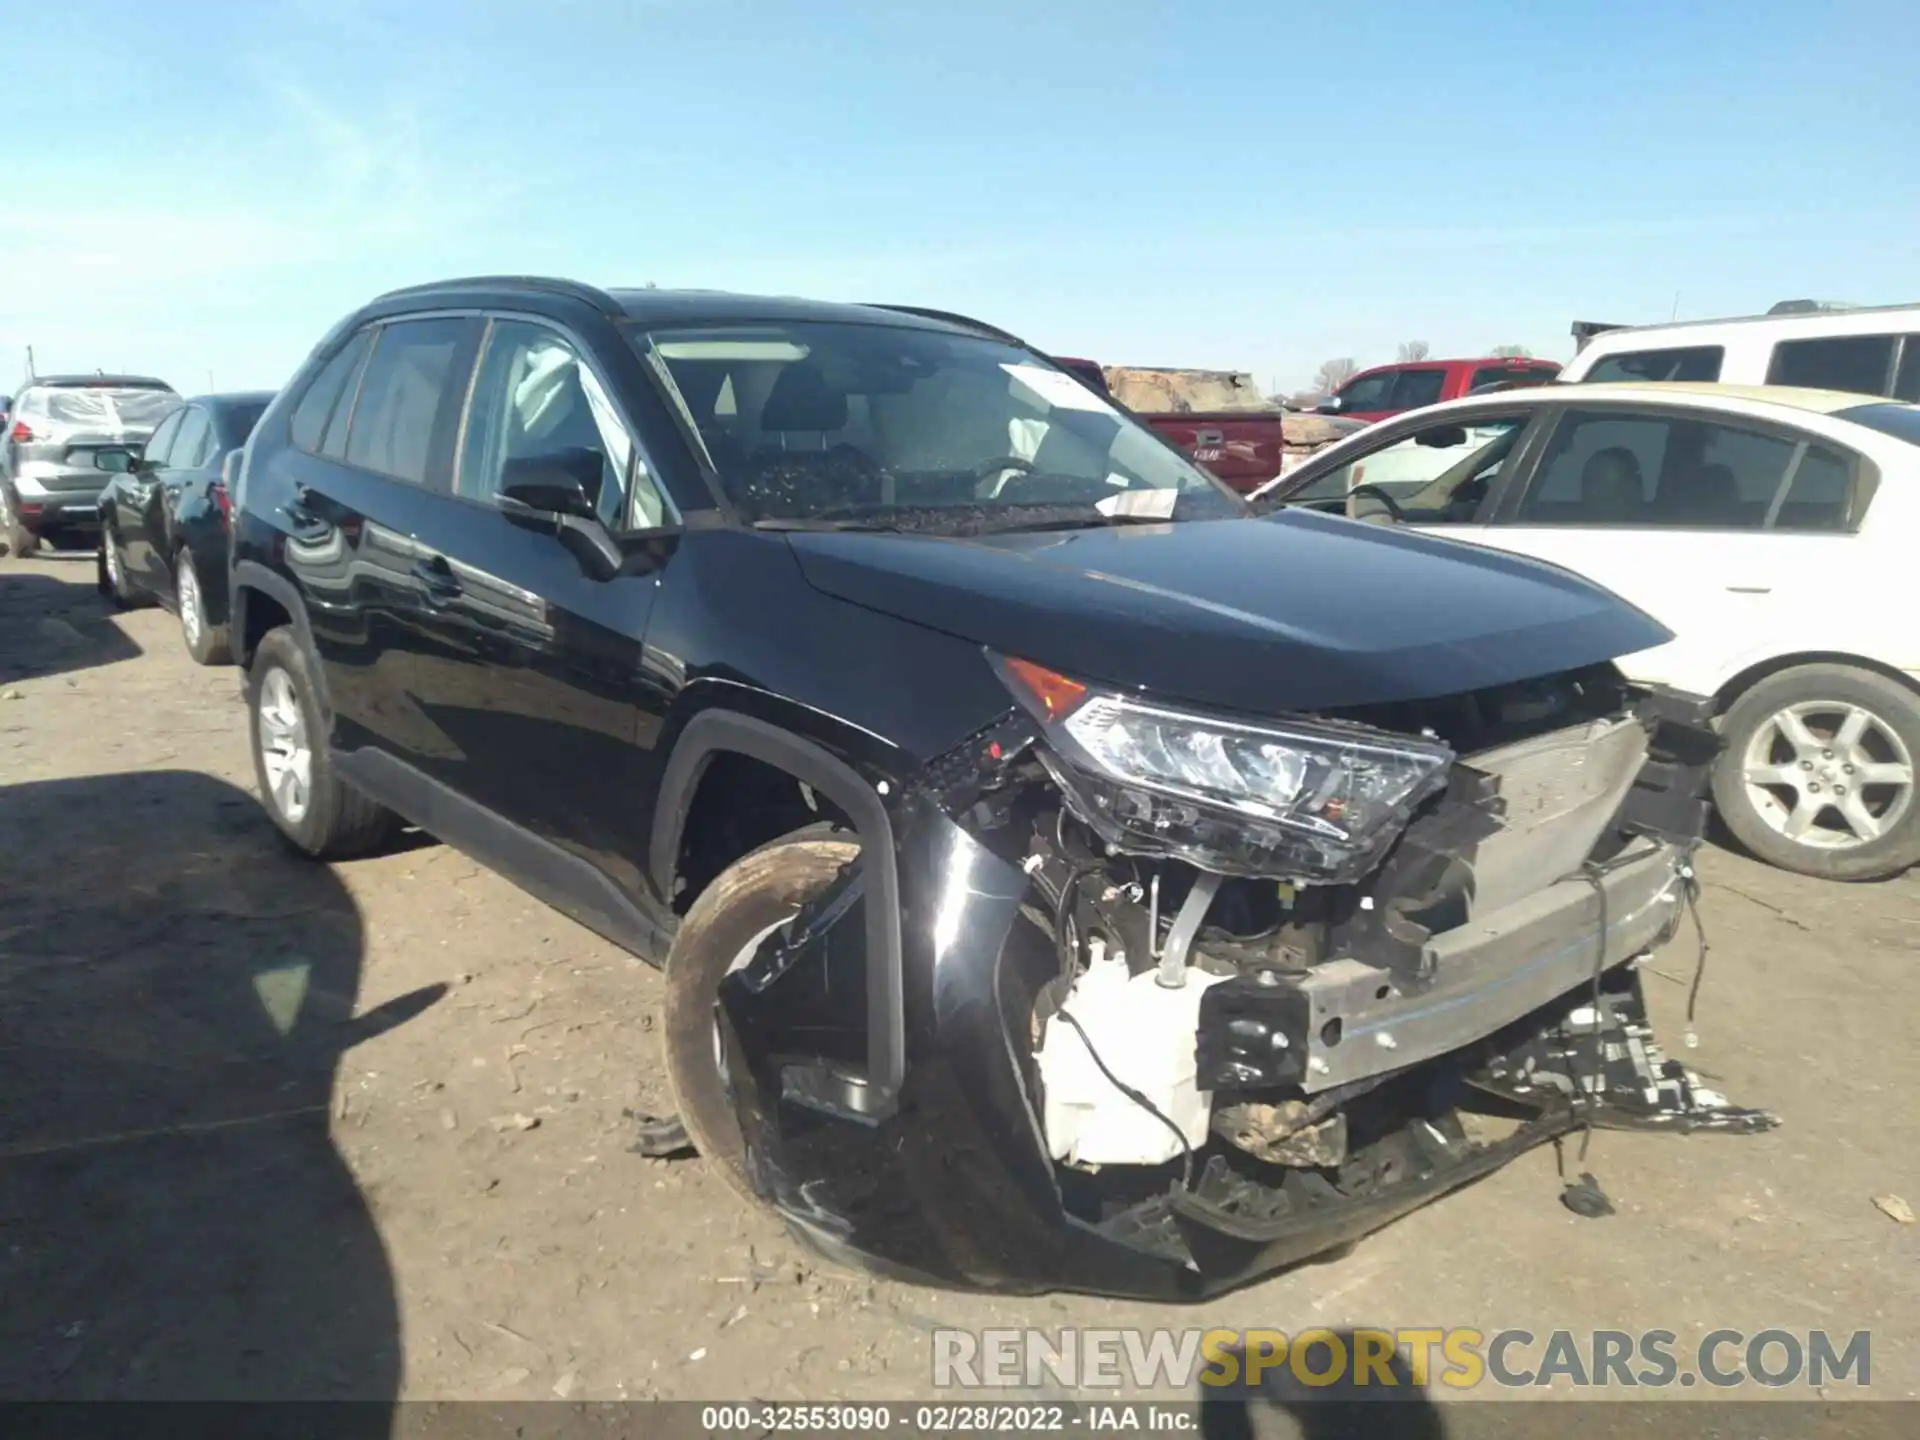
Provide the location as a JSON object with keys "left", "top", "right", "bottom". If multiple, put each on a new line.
{"left": 995, "top": 654, "right": 1453, "bottom": 882}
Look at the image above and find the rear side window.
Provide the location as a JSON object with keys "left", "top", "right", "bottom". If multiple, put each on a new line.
{"left": 1581, "top": 347, "right": 1724, "bottom": 383}
{"left": 290, "top": 331, "right": 373, "bottom": 454}
{"left": 1388, "top": 370, "right": 1446, "bottom": 409}
{"left": 1896, "top": 338, "right": 1920, "bottom": 402}
{"left": 1767, "top": 335, "right": 1896, "bottom": 396}
{"left": 345, "top": 319, "right": 467, "bottom": 485}
{"left": 1516, "top": 407, "right": 1859, "bottom": 531}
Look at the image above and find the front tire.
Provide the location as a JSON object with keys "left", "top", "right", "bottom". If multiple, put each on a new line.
{"left": 175, "top": 546, "right": 232, "bottom": 665}
{"left": 661, "top": 836, "right": 860, "bottom": 1203}
{"left": 246, "top": 626, "right": 396, "bottom": 859}
{"left": 1712, "top": 663, "right": 1920, "bottom": 881}
{"left": 98, "top": 527, "right": 147, "bottom": 607}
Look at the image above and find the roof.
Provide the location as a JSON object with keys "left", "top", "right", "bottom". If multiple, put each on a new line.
{"left": 184, "top": 390, "right": 277, "bottom": 409}
{"left": 1459, "top": 380, "right": 1908, "bottom": 418}
{"left": 369, "top": 275, "right": 987, "bottom": 336}
{"left": 608, "top": 288, "right": 974, "bottom": 332}
{"left": 1354, "top": 355, "right": 1559, "bottom": 372}
{"left": 23, "top": 373, "right": 174, "bottom": 390}
{"left": 1573, "top": 300, "right": 1920, "bottom": 341}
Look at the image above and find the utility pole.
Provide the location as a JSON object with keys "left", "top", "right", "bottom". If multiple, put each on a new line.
{"left": 25, "top": 345, "right": 35, "bottom": 381}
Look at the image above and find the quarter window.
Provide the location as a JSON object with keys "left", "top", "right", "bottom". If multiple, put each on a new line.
{"left": 1581, "top": 346, "right": 1724, "bottom": 383}
{"left": 457, "top": 320, "right": 667, "bottom": 529}
{"left": 345, "top": 319, "right": 468, "bottom": 485}
{"left": 1516, "top": 409, "right": 1857, "bottom": 531}
{"left": 1767, "top": 335, "right": 1897, "bottom": 396}
{"left": 290, "top": 330, "right": 372, "bottom": 455}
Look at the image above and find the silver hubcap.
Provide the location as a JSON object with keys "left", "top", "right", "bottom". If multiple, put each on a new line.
{"left": 105, "top": 536, "right": 123, "bottom": 586}
{"left": 257, "top": 667, "right": 313, "bottom": 824}
{"left": 178, "top": 558, "right": 202, "bottom": 645}
{"left": 1742, "top": 701, "right": 1915, "bottom": 850}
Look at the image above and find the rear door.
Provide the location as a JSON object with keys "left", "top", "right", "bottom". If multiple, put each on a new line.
{"left": 399, "top": 315, "right": 674, "bottom": 896}
{"left": 1450, "top": 404, "right": 1864, "bottom": 691}
{"left": 278, "top": 316, "right": 481, "bottom": 759}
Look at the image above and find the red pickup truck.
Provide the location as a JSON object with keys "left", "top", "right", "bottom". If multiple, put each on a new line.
{"left": 1318, "top": 356, "right": 1561, "bottom": 424}
{"left": 1059, "top": 362, "right": 1340, "bottom": 494}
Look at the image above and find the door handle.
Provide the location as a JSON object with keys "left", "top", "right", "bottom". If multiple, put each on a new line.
{"left": 411, "top": 555, "right": 463, "bottom": 605}
{"left": 1725, "top": 585, "right": 1772, "bottom": 595}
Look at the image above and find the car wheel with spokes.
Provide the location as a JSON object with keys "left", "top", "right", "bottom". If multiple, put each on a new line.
{"left": 175, "top": 547, "right": 232, "bottom": 665}
{"left": 246, "top": 625, "right": 396, "bottom": 859}
{"left": 1713, "top": 663, "right": 1920, "bottom": 881}
{"left": 97, "top": 526, "right": 148, "bottom": 607}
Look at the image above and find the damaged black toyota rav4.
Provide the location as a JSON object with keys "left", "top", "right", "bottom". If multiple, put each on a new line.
{"left": 231, "top": 278, "right": 1773, "bottom": 1299}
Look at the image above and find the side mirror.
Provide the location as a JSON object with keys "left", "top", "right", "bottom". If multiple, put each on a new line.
{"left": 496, "top": 453, "right": 623, "bottom": 579}
{"left": 497, "top": 451, "right": 599, "bottom": 521}
{"left": 1316, "top": 395, "right": 1344, "bottom": 415}
{"left": 1414, "top": 426, "right": 1468, "bottom": 449}
{"left": 93, "top": 447, "right": 138, "bottom": 474}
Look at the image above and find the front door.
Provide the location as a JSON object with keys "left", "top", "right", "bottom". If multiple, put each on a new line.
{"left": 402, "top": 317, "right": 675, "bottom": 898}
{"left": 116, "top": 407, "right": 184, "bottom": 585}
{"left": 1442, "top": 405, "right": 1862, "bottom": 692}
{"left": 148, "top": 404, "right": 218, "bottom": 598}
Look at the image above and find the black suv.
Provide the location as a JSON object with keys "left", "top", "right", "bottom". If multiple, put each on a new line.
{"left": 231, "top": 278, "right": 1770, "bottom": 1299}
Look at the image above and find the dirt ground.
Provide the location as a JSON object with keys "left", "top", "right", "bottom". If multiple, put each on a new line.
{"left": 3, "top": 550, "right": 1917, "bottom": 1422}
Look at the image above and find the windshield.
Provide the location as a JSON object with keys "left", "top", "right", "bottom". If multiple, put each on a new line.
{"left": 19, "top": 386, "right": 178, "bottom": 434}
{"left": 636, "top": 321, "right": 1243, "bottom": 529}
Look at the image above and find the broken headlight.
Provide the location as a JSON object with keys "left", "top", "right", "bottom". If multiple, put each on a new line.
{"left": 996, "top": 655, "right": 1453, "bottom": 882}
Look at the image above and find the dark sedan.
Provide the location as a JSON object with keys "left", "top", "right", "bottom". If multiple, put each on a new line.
{"left": 96, "top": 390, "right": 273, "bottom": 664}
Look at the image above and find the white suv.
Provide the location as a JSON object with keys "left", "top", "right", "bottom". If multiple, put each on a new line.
{"left": 1258, "top": 382, "right": 1920, "bottom": 881}
{"left": 1563, "top": 303, "right": 1920, "bottom": 398}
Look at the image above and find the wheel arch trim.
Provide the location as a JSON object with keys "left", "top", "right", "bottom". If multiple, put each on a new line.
{"left": 649, "top": 708, "right": 905, "bottom": 1108}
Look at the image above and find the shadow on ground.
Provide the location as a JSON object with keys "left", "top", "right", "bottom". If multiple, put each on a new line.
{"left": 0, "top": 566, "right": 140, "bottom": 683}
{"left": 0, "top": 769, "right": 442, "bottom": 1406}
{"left": 1199, "top": 1334, "right": 1446, "bottom": 1440}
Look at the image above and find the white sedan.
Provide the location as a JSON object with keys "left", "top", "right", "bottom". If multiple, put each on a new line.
{"left": 1255, "top": 381, "right": 1920, "bottom": 882}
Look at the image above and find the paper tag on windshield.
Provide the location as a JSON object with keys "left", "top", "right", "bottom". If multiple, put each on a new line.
{"left": 1002, "top": 363, "right": 1115, "bottom": 414}
{"left": 1096, "top": 489, "right": 1178, "bottom": 519}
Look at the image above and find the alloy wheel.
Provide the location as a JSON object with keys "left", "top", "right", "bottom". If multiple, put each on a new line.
{"left": 1741, "top": 700, "right": 1915, "bottom": 850}
{"left": 178, "top": 557, "right": 203, "bottom": 647}
{"left": 257, "top": 667, "right": 313, "bottom": 824}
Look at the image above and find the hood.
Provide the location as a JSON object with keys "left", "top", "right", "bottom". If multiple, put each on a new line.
{"left": 785, "top": 510, "right": 1670, "bottom": 714}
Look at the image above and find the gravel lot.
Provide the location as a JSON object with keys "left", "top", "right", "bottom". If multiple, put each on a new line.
{"left": 2, "top": 551, "right": 1916, "bottom": 1428}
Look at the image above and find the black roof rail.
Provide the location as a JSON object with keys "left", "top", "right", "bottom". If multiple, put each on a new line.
{"left": 862, "top": 303, "right": 1028, "bottom": 347}
{"left": 373, "top": 275, "right": 623, "bottom": 315}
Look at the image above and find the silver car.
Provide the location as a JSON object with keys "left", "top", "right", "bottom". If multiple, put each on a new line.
{"left": 2, "top": 375, "right": 178, "bottom": 557}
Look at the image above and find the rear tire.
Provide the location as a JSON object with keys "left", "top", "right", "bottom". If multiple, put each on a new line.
{"left": 1712, "top": 663, "right": 1920, "bottom": 881}
{"left": 661, "top": 836, "right": 860, "bottom": 1203}
{"left": 246, "top": 625, "right": 396, "bottom": 859}
{"left": 0, "top": 486, "right": 38, "bottom": 559}
{"left": 176, "top": 546, "right": 232, "bottom": 665}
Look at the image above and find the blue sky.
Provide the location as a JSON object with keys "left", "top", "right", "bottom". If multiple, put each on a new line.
{"left": 5, "top": 0, "right": 1916, "bottom": 396}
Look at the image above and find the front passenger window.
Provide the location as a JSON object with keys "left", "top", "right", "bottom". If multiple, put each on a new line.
{"left": 457, "top": 320, "right": 667, "bottom": 529}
